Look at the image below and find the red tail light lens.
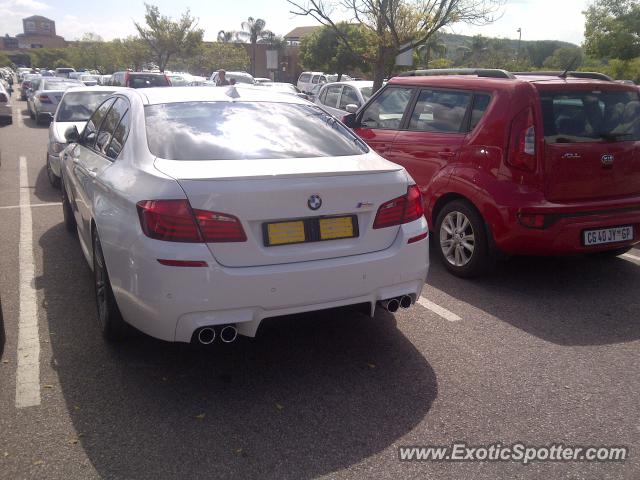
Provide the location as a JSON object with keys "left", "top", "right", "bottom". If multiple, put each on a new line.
{"left": 507, "top": 107, "right": 536, "bottom": 172}
{"left": 373, "top": 185, "right": 424, "bottom": 229}
{"left": 193, "top": 210, "right": 247, "bottom": 242}
{"left": 38, "top": 94, "right": 52, "bottom": 104}
{"left": 137, "top": 200, "right": 202, "bottom": 242}
{"left": 137, "top": 200, "right": 247, "bottom": 243}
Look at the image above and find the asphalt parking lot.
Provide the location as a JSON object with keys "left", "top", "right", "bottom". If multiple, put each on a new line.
{"left": 1, "top": 100, "right": 639, "bottom": 480}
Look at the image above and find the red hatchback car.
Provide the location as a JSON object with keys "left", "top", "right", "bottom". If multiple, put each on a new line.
{"left": 343, "top": 69, "right": 640, "bottom": 276}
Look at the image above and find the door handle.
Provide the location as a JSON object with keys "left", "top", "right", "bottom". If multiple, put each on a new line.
{"left": 87, "top": 167, "right": 98, "bottom": 177}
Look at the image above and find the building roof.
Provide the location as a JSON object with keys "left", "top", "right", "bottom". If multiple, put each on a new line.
{"left": 284, "top": 26, "right": 320, "bottom": 39}
{"left": 23, "top": 15, "right": 54, "bottom": 21}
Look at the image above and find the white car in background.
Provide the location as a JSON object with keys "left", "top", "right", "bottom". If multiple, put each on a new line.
{"left": 47, "top": 86, "right": 124, "bottom": 187}
{"left": 59, "top": 86, "right": 429, "bottom": 344}
{"left": 0, "top": 82, "right": 12, "bottom": 125}
{"left": 29, "top": 78, "right": 82, "bottom": 125}
{"left": 296, "top": 72, "right": 354, "bottom": 94}
{"left": 314, "top": 81, "right": 374, "bottom": 117}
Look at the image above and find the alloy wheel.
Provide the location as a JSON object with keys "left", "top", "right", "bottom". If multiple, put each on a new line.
{"left": 439, "top": 211, "right": 476, "bottom": 267}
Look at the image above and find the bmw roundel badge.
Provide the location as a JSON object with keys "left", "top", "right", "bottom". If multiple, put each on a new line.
{"left": 308, "top": 194, "right": 322, "bottom": 210}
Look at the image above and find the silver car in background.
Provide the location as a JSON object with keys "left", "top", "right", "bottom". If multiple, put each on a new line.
{"left": 47, "top": 86, "right": 123, "bottom": 186}
{"left": 314, "top": 81, "right": 374, "bottom": 117}
{"left": 30, "top": 78, "right": 82, "bottom": 125}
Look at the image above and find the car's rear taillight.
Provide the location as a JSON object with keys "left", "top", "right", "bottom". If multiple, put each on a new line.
{"left": 507, "top": 107, "right": 536, "bottom": 172}
{"left": 38, "top": 94, "right": 52, "bottom": 104}
{"left": 193, "top": 210, "right": 246, "bottom": 242}
{"left": 136, "top": 200, "right": 246, "bottom": 243}
{"left": 373, "top": 185, "right": 424, "bottom": 229}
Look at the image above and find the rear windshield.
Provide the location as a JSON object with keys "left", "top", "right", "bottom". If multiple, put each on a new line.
{"left": 56, "top": 91, "right": 114, "bottom": 122}
{"left": 145, "top": 101, "right": 369, "bottom": 160}
{"left": 540, "top": 89, "right": 640, "bottom": 143}
{"left": 43, "top": 80, "right": 80, "bottom": 90}
{"left": 228, "top": 73, "right": 254, "bottom": 84}
{"left": 128, "top": 74, "right": 169, "bottom": 88}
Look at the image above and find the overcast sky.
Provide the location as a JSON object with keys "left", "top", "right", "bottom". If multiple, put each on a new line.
{"left": 0, "top": 0, "right": 590, "bottom": 46}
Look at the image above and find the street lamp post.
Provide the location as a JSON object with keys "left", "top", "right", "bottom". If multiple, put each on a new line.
{"left": 517, "top": 28, "right": 522, "bottom": 59}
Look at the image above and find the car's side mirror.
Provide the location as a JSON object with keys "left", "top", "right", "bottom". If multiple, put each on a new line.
{"left": 345, "top": 104, "right": 358, "bottom": 114}
{"left": 341, "top": 112, "right": 359, "bottom": 128}
{"left": 64, "top": 125, "right": 80, "bottom": 143}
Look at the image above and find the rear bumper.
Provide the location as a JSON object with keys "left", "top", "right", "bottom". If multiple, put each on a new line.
{"left": 0, "top": 104, "right": 11, "bottom": 118}
{"left": 492, "top": 203, "right": 640, "bottom": 255}
{"left": 109, "top": 218, "right": 430, "bottom": 342}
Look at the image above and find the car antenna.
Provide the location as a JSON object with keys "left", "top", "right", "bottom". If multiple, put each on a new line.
{"left": 559, "top": 57, "right": 579, "bottom": 79}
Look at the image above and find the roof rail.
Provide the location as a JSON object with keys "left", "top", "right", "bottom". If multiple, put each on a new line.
{"left": 398, "top": 68, "right": 515, "bottom": 79}
{"left": 513, "top": 71, "right": 613, "bottom": 81}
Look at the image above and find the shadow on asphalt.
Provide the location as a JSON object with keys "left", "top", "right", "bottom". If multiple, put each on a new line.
{"left": 0, "top": 294, "right": 5, "bottom": 360}
{"left": 427, "top": 242, "right": 640, "bottom": 346}
{"left": 38, "top": 222, "right": 438, "bottom": 479}
{"left": 33, "top": 165, "right": 61, "bottom": 203}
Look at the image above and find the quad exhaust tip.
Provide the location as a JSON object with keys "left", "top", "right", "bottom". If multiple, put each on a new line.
{"left": 197, "top": 327, "right": 215, "bottom": 345}
{"left": 219, "top": 325, "right": 238, "bottom": 343}
{"left": 379, "top": 295, "right": 413, "bottom": 313}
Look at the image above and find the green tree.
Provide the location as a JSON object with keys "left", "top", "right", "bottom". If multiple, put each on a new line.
{"left": 134, "top": 3, "right": 203, "bottom": 72}
{"left": 119, "top": 36, "right": 152, "bottom": 71}
{"left": 237, "top": 17, "right": 273, "bottom": 76}
{"left": 0, "top": 52, "right": 12, "bottom": 68}
{"left": 289, "top": 0, "right": 504, "bottom": 92}
{"left": 29, "top": 49, "right": 70, "bottom": 69}
{"left": 299, "top": 23, "right": 375, "bottom": 78}
{"left": 416, "top": 33, "right": 447, "bottom": 68}
{"left": 177, "top": 43, "right": 250, "bottom": 76}
{"left": 542, "top": 46, "right": 584, "bottom": 69}
{"left": 583, "top": 0, "right": 640, "bottom": 61}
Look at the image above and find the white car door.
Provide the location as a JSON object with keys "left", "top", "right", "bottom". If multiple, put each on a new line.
{"left": 67, "top": 97, "right": 118, "bottom": 250}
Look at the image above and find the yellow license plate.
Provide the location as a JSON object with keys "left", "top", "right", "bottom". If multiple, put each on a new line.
{"left": 266, "top": 221, "right": 306, "bottom": 246}
{"left": 319, "top": 216, "right": 355, "bottom": 240}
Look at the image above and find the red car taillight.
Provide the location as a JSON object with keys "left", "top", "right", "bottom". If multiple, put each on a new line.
{"left": 507, "top": 107, "right": 536, "bottom": 172}
{"left": 193, "top": 210, "right": 247, "bottom": 242}
{"left": 38, "top": 94, "right": 52, "bottom": 104}
{"left": 136, "top": 200, "right": 246, "bottom": 243}
{"left": 373, "top": 185, "right": 424, "bottom": 229}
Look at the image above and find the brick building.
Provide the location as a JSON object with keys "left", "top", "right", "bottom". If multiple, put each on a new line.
{"left": 0, "top": 15, "right": 66, "bottom": 50}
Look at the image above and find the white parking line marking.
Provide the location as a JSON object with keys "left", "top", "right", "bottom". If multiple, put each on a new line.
{"left": 417, "top": 296, "right": 462, "bottom": 322}
{"left": 621, "top": 252, "right": 640, "bottom": 264}
{"left": 15, "top": 155, "right": 41, "bottom": 408}
{"left": 0, "top": 202, "right": 61, "bottom": 211}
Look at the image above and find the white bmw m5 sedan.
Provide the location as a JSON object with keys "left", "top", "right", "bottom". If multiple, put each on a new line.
{"left": 59, "top": 86, "right": 429, "bottom": 343}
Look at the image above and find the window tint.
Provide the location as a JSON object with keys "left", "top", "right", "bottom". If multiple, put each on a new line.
{"left": 106, "top": 110, "right": 130, "bottom": 159}
{"left": 540, "top": 90, "right": 640, "bottom": 143}
{"left": 128, "top": 74, "right": 169, "bottom": 88}
{"left": 323, "top": 85, "right": 342, "bottom": 107}
{"left": 318, "top": 86, "right": 328, "bottom": 104}
{"left": 339, "top": 86, "right": 360, "bottom": 110}
{"left": 144, "top": 102, "right": 369, "bottom": 160}
{"left": 360, "top": 87, "right": 413, "bottom": 130}
{"left": 56, "top": 91, "right": 114, "bottom": 122}
{"left": 82, "top": 98, "right": 116, "bottom": 148}
{"left": 409, "top": 89, "right": 471, "bottom": 133}
{"left": 470, "top": 93, "right": 492, "bottom": 130}
{"left": 96, "top": 98, "right": 128, "bottom": 155}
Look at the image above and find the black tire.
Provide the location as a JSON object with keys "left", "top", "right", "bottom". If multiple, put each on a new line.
{"left": 61, "top": 178, "right": 77, "bottom": 233}
{"left": 588, "top": 246, "right": 633, "bottom": 258}
{"left": 93, "top": 232, "right": 127, "bottom": 341}
{"left": 435, "top": 199, "right": 493, "bottom": 278}
{"left": 35, "top": 113, "right": 44, "bottom": 126}
{"left": 46, "top": 155, "right": 60, "bottom": 188}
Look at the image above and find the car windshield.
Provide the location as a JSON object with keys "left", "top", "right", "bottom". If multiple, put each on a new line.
{"left": 540, "top": 89, "right": 640, "bottom": 143}
{"left": 44, "top": 80, "right": 81, "bottom": 90}
{"left": 145, "top": 101, "right": 368, "bottom": 160}
{"left": 56, "top": 91, "right": 115, "bottom": 122}
{"left": 228, "top": 73, "right": 254, "bottom": 84}
{"left": 130, "top": 74, "right": 169, "bottom": 88}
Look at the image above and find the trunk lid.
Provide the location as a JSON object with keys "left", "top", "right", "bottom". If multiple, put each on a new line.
{"left": 536, "top": 83, "right": 640, "bottom": 202}
{"left": 155, "top": 154, "right": 408, "bottom": 267}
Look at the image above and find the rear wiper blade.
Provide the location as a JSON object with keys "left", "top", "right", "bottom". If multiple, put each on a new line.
{"left": 597, "top": 132, "right": 633, "bottom": 141}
